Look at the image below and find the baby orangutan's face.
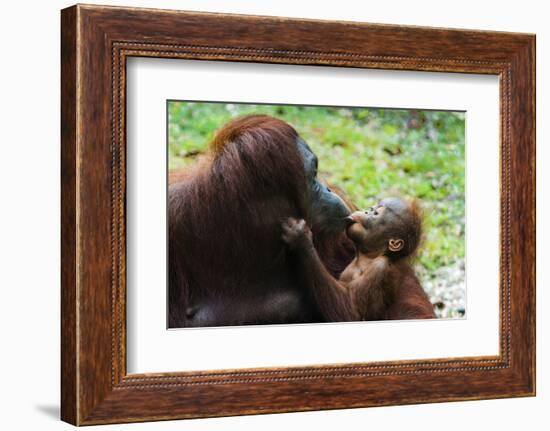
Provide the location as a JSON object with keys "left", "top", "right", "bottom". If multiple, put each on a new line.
{"left": 345, "top": 197, "right": 409, "bottom": 254}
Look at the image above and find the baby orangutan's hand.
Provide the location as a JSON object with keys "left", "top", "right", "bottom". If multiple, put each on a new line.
{"left": 281, "top": 218, "right": 313, "bottom": 250}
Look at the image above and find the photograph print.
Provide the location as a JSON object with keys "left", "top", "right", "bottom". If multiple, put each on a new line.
{"left": 167, "top": 102, "right": 465, "bottom": 328}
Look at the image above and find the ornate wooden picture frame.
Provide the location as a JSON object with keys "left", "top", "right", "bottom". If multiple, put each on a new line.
{"left": 61, "top": 4, "right": 535, "bottom": 425}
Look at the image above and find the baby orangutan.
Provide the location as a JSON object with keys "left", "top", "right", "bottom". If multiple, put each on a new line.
{"left": 282, "top": 197, "right": 429, "bottom": 321}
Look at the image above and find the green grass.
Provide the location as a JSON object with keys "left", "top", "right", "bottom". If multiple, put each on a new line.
{"left": 168, "top": 102, "right": 465, "bottom": 275}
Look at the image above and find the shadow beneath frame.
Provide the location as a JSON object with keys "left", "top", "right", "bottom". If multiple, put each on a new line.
{"left": 35, "top": 404, "right": 60, "bottom": 420}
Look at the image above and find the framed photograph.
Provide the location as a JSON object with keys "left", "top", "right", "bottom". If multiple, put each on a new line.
{"left": 61, "top": 4, "right": 535, "bottom": 425}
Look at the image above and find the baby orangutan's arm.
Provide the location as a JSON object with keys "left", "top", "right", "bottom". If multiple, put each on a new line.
{"left": 282, "top": 218, "right": 359, "bottom": 322}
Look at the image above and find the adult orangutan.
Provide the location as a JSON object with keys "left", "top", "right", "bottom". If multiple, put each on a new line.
{"left": 168, "top": 114, "right": 432, "bottom": 327}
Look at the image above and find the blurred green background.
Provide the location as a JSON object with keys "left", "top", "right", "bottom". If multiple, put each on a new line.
{"left": 168, "top": 102, "right": 466, "bottom": 318}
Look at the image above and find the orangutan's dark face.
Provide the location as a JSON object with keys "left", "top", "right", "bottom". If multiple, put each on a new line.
{"left": 296, "top": 138, "right": 351, "bottom": 233}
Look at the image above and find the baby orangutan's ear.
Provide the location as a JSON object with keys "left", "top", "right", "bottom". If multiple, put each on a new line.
{"left": 388, "top": 238, "right": 405, "bottom": 252}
